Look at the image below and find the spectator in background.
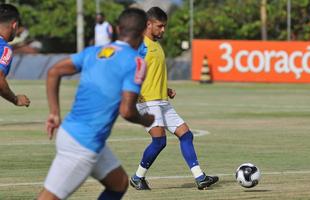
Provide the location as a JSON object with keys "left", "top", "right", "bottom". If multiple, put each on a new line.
{"left": 94, "top": 12, "right": 113, "bottom": 46}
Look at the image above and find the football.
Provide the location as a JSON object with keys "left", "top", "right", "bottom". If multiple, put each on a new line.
{"left": 235, "top": 163, "right": 261, "bottom": 188}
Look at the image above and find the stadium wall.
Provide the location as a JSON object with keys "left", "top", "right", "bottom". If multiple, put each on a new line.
{"left": 8, "top": 54, "right": 190, "bottom": 80}
{"left": 8, "top": 54, "right": 80, "bottom": 80}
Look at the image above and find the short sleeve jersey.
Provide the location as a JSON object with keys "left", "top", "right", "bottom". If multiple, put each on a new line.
{"left": 0, "top": 37, "right": 13, "bottom": 76}
{"left": 138, "top": 36, "right": 168, "bottom": 102}
{"left": 62, "top": 41, "right": 146, "bottom": 153}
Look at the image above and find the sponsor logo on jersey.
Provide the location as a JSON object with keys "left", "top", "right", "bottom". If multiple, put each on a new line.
{"left": 0, "top": 47, "right": 12, "bottom": 66}
{"left": 97, "top": 46, "right": 115, "bottom": 58}
{"left": 134, "top": 57, "right": 146, "bottom": 84}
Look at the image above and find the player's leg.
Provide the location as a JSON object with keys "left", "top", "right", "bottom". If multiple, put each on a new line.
{"left": 130, "top": 103, "right": 167, "bottom": 190}
{"left": 174, "top": 123, "right": 204, "bottom": 179}
{"left": 37, "top": 128, "right": 97, "bottom": 200}
{"left": 163, "top": 104, "right": 204, "bottom": 179}
{"left": 139, "top": 126, "right": 166, "bottom": 170}
{"left": 130, "top": 126, "right": 166, "bottom": 189}
{"left": 97, "top": 167, "right": 128, "bottom": 200}
{"left": 91, "top": 145, "right": 128, "bottom": 200}
{"left": 165, "top": 103, "right": 219, "bottom": 189}
{"left": 37, "top": 190, "right": 59, "bottom": 200}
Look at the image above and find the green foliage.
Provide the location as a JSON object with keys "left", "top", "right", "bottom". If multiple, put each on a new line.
{"left": 9, "top": 0, "right": 123, "bottom": 52}
{"left": 163, "top": 6, "right": 190, "bottom": 57}
{"left": 5, "top": 0, "right": 310, "bottom": 55}
{"left": 163, "top": 0, "right": 310, "bottom": 57}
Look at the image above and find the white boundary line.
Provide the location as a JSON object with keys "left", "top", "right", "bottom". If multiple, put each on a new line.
{"left": 0, "top": 127, "right": 209, "bottom": 146}
{"left": 173, "top": 102, "right": 310, "bottom": 110}
{"left": 1, "top": 170, "right": 310, "bottom": 187}
{"left": 108, "top": 129, "right": 209, "bottom": 142}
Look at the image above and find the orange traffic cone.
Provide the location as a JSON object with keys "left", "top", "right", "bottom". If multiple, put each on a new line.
{"left": 200, "top": 55, "right": 212, "bottom": 84}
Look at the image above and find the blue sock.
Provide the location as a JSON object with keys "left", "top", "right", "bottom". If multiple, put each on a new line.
{"left": 196, "top": 174, "right": 206, "bottom": 181}
{"left": 140, "top": 136, "right": 166, "bottom": 169}
{"left": 179, "top": 131, "right": 199, "bottom": 169}
{"left": 98, "top": 189, "right": 125, "bottom": 200}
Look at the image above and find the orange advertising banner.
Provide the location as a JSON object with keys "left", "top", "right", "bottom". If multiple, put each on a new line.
{"left": 192, "top": 40, "right": 310, "bottom": 83}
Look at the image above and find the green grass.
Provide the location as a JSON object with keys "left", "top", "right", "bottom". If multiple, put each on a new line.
{"left": 1, "top": 80, "right": 310, "bottom": 200}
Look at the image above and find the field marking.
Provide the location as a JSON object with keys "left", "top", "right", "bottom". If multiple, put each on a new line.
{"left": 148, "top": 170, "right": 310, "bottom": 179}
{"left": 108, "top": 129, "right": 209, "bottom": 142}
{"left": 0, "top": 127, "right": 209, "bottom": 146}
{"left": 1, "top": 170, "right": 310, "bottom": 187}
{"left": 173, "top": 102, "right": 310, "bottom": 110}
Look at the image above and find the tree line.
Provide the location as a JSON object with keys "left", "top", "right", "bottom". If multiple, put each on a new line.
{"left": 7, "top": 0, "right": 310, "bottom": 57}
{"left": 164, "top": 0, "right": 310, "bottom": 57}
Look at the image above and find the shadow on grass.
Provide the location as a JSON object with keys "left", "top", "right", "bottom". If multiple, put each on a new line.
{"left": 244, "top": 189, "right": 271, "bottom": 192}
{"left": 158, "top": 182, "right": 222, "bottom": 190}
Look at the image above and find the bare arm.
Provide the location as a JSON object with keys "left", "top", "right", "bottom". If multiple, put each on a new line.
{"left": 0, "top": 71, "right": 30, "bottom": 106}
{"left": 46, "top": 58, "right": 78, "bottom": 139}
{"left": 119, "top": 91, "right": 154, "bottom": 127}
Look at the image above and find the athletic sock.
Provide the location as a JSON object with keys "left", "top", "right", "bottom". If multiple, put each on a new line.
{"left": 97, "top": 189, "right": 125, "bottom": 200}
{"left": 195, "top": 172, "right": 206, "bottom": 181}
{"left": 135, "top": 136, "right": 166, "bottom": 177}
{"left": 191, "top": 165, "right": 204, "bottom": 179}
{"left": 134, "top": 165, "right": 148, "bottom": 179}
{"left": 179, "top": 131, "right": 204, "bottom": 178}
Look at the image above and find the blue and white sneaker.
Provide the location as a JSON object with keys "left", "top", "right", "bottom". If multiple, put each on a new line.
{"left": 196, "top": 173, "right": 219, "bottom": 190}
{"left": 130, "top": 175, "right": 151, "bottom": 190}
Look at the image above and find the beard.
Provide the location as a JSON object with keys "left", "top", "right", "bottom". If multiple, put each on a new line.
{"left": 154, "top": 33, "right": 164, "bottom": 40}
{"left": 8, "top": 28, "right": 17, "bottom": 42}
{"left": 8, "top": 33, "right": 15, "bottom": 42}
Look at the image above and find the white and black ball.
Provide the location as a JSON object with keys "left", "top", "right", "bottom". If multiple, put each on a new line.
{"left": 235, "top": 163, "right": 261, "bottom": 188}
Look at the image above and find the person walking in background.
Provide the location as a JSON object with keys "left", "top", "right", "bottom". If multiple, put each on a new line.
{"left": 130, "top": 7, "right": 219, "bottom": 190}
{"left": 0, "top": 3, "right": 30, "bottom": 107}
{"left": 37, "top": 8, "right": 153, "bottom": 200}
{"left": 94, "top": 12, "right": 113, "bottom": 46}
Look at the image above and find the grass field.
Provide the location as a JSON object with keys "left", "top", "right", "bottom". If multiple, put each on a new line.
{"left": 1, "top": 80, "right": 310, "bottom": 200}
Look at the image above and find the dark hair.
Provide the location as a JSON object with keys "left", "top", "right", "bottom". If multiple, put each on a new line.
{"left": 0, "top": 4, "right": 20, "bottom": 23}
{"left": 146, "top": 7, "right": 167, "bottom": 22}
{"left": 118, "top": 8, "right": 147, "bottom": 39}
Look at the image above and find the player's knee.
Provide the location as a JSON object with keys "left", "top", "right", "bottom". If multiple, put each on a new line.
{"left": 101, "top": 167, "right": 129, "bottom": 192}
{"left": 119, "top": 174, "right": 129, "bottom": 192}
{"left": 106, "top": 173, "right": 128, "bottom": 192}
{"left": 179, "top": 131, "right": 193, "bottom": 142}
{"left": 36, "top": 188, "right": 60, "bottom": 200}
{"left": 152, "top": 136, "right": 167, "bottom": 150}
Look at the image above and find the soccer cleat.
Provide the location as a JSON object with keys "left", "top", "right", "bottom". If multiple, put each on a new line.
{"left": 130, "top": 176, "right": 151, "bottom": 190}
{"left": 196, "top": 174, "right": 219, "bottom": 190}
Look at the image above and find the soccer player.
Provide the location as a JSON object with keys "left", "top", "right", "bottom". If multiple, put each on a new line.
{"left": 0, "top": 4, "right": 30, "bottom": 107}
{"left": 130, "top": 7, "right": 219, "bottom": 190}
{"left": 37, "top": 8, "right": 153, "bottom": 200}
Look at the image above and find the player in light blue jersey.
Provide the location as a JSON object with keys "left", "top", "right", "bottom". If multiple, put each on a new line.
{"left": 37, "top": 8, "right": 153, "bottom": 200}
{"left": 0, "top": 4, "right": 30, "bottom": 106}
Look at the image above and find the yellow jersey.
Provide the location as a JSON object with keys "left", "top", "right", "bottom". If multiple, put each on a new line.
{"left": 138, "top": 36, "right": 168, "bottom": 102}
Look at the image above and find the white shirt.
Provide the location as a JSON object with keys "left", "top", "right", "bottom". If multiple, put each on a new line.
{"left": 95, "top": 21, "right": 112, "bottom": 46}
